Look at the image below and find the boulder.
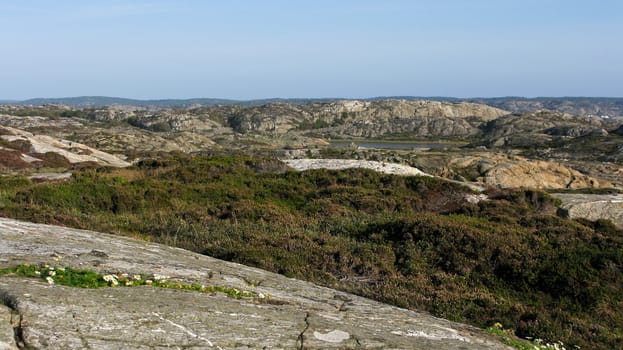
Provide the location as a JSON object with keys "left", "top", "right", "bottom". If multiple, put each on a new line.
{"left": 553, "top": 193, "right": 623, "bottom": 228}
{"left": 449, "top": 153, "right": 611, "bottom": 190}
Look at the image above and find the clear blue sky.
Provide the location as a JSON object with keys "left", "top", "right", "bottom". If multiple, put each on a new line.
{"left": 1, "top": 0, "right": 621, "bottom": 100}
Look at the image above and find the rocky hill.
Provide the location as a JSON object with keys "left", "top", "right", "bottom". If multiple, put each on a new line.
{"left": 0, "top": 125, "right": 130, "bottom": 172}
{"left": 478, "top": 110, "right": 616, "bottom": 147}
{"left": 221, "top": 100, "right": 508, "bottom": 138}
{"left": 469, "top": 97, "right": 623, "bottom": 119}
{"left": 0, "top": 110, "right": 221, "bottom": 159}
{"left": 11, "top": 96, "right": 623, "bottom": 119}
{"left": 0, "top": 217, "right": 512, "bottom": 350}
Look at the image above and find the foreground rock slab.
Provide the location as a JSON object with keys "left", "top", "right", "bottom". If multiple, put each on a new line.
{"left": 0, "top": 218, "right": 511, "bottom": 349}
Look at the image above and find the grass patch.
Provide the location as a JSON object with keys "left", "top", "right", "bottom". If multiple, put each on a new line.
{"left": 0, "top": 264, "right": 258, "bottom": 299}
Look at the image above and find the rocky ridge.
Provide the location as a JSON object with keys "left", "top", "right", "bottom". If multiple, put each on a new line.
{"left": 0, "top": 113, "right": 221, "bottom": 158}
{"left": 479, "top": 110, "right": 616, "bottom": 147}
{"left": 0, "top": 125, "right": 130, "bottom": 170}
{"left": 448, "top": 153, "right": 610, "bottom": 189}
{"left": 469, "top": 97, "right": 623, "bottom": 119}
{"left": 0, "top": 218, "right": 512, "bottom": 349}
{"left": 11, "top": 96, "right": 623, "bottom": 119}
{"left": 222, "top": 100, "right": 508, "bottom": 138}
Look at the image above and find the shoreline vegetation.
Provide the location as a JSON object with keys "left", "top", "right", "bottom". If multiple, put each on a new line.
{"left": 0, "top": 153, "right": 621, "bottom": 349}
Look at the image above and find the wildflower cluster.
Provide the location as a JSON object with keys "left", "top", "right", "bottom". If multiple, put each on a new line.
{"left": 530, "top": 338, "right": 568, "bottom": 350}
{"left": 101, "top": 272, "right": 145, "bottom": 287}
{"left": 486, "top": 323, "right": 574, "bottom": 350}
{"left": 0, "top": 264, "right": 259, "bottom": 299}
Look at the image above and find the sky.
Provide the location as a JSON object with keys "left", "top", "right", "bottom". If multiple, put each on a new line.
{"left": 0, "top": 0, "right": 622, "bottom": 100}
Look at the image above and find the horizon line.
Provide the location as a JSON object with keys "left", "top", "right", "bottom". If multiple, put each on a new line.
{"left": 3, "top": 95, "right": 623, "bottom": 103}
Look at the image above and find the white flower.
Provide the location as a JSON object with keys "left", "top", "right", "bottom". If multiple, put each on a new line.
{"left": 145, "top": 279, "right": 153, "bottom": 285}
{"left": 153, "top": 274, "right": 168, "bottom": 281}
{"left": 48, "top": 266, "right": 55, "bottom": 271}
{"left": 103, "top": 274, "right": 118, "bottom": 284}
{"left": 49, "top": 271, "right": 56, "bottom": 277}
{"left": 120, "top": 273, "right": 129, "bottom": 278}
{"left": 46, "top": 277, "right": 54, "bottom": 284}
{"left": 133, "top": 275, "right": 141, "bottom": 280}
{"left": 125, "top": 281, "right": 133, "bottom": 286}
{"left": 34, "top": 271, "right": 41, "bottom": 275}
{"left": 258, "top": 292, "right": 266, "bottom": 299}
{"left": 58, "top": 267, "right": 66, "bottom": 272}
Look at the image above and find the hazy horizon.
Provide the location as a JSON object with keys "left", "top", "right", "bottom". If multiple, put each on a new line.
{"left": 1, "top": 0, "right": 622, "bottom": 100}
{"left": 3, "top": 95, "right": 623, "bottom": 103}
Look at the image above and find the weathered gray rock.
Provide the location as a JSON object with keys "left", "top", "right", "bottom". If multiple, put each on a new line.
{"left": 0, "top": 218, "right": 512, "bottom": 349}
{"left": 0, "top": 305, "right": 18, "bottom": 350}
{"left": 283, "top": 158, "right": 431, "bottom": 177}
{"left": 553, "top": 193, "right": 623, "bottom": 228}
{"left": 283, "top": 158, "right": 486, "bottom": 192}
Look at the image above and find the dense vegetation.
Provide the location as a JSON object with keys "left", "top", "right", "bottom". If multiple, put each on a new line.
{"left": 0, "top": 153, "right": 621, "bottom": 349}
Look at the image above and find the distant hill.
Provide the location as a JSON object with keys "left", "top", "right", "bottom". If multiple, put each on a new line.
{"left": 15, "top": 96, "right": 342, "bottom": 108}
{"left": 19, "top": 96, "right": 241, "bottom": 108}
{"left": 5, "top": 96, "right": 623, "bottom": 118}
{"left": 466, "top": 97, "right": 623, "bottom": 119}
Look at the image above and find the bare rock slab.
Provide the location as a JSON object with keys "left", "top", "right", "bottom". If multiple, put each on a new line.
{"left": 553, "top": 193, "right": 623, "bottom": 228}
{"left": 0, "top": 305, "right": 19, "bottom": 350}
{"left": 0, "top": 218, "right": 512, "bottom": 349}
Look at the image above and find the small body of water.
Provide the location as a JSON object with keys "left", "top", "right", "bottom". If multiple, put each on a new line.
{"left": 330, "top": 141, "right": 462, "bottom": 150}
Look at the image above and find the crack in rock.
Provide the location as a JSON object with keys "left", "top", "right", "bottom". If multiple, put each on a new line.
{"left": 1, "top": 288, "right": 24, "bottom": 349}
{"left": 354, "top": 336, "right": 362, "bottom": 348}
{"left": 337, "top": 301, "right": 348, "bottom": 312}
{"left": 13, "top": 314, "right": 25, "bottom": 350}
{"left": 297, "top": 312, "right": 311, "bottom": 350}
